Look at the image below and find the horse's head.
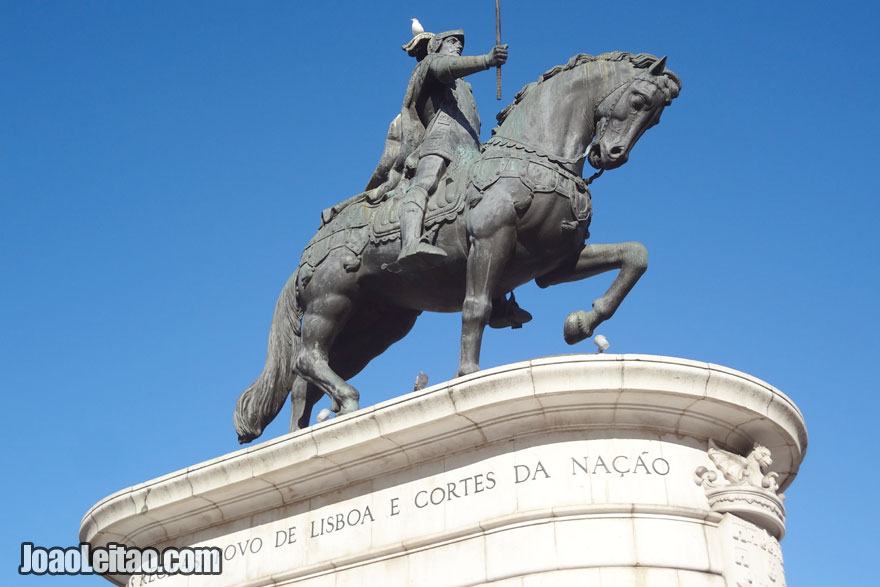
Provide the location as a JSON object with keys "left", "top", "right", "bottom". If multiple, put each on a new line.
{"left": 587, "top": 56, "right": 681, "bottom": 170}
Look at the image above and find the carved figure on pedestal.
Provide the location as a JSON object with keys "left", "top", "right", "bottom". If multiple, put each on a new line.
{"left": 234, "top": 50, "right": 681, "bottom": 443}
{"left": 695, "top": 439, "right": 780, "bottom": 492}
{"left": 694, "top": 439, "right": 787, "bottom": 539}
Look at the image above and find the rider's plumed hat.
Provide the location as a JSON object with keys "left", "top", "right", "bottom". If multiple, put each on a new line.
{"left": 402, "top": 32, "right": 435, "bottom": 58}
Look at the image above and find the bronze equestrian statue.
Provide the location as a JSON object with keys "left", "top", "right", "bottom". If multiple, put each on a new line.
{"left": 234, "top": 48, "right": 681, "bottom": 443}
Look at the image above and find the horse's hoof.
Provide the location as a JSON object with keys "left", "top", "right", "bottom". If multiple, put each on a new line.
{"left": 337, "top": 399, "right": 359, "bottom": 416}
{"left": 456, "top": 364, "right": 479, "bottom": 377}
{"left": 563, "top": 311, "right": 593, "bottom": 345}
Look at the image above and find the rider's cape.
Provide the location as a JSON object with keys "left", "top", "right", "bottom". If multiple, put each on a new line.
{"left": 365, "top": 56, "right": 435, "bottom": 193}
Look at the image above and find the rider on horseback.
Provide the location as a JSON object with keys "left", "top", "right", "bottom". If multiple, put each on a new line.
{"left": 390, "top": 29, "right": 529, "bottom": 328}
{"left": 357, "top": 27, "right": 528, "bottom": 328}
{"left": 397, "top": 29, "right": 508, "bottom": 268}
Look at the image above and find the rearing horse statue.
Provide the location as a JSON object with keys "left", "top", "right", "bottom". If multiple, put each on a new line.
{"left": 234, "top": 52, "right": 681, "bottom": 443}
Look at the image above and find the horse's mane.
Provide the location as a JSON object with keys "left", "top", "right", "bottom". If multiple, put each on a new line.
{"left": 495, "top": 51, "right": 682, "bottom": 127}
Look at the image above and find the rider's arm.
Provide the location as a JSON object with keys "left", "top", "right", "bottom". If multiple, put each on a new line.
{"left": 429, "top": 46, "right": 507, "bottom": 83}
{"left": 430, "top": 54, "right": 490, "bottom": 83}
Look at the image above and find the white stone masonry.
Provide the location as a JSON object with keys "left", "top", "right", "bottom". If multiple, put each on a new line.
{"left": 81, "top": 354, "right": 806, "bottom": 587}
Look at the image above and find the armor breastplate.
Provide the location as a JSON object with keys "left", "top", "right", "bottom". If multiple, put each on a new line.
{"left": 418, "top": 78, "right": 481, "bottom": 162}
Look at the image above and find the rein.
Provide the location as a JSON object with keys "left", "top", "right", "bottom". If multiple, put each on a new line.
{"left": 587, "top": 71, "right": 672, "bottom": 183}
{"left": 489, "top": 66, "right": 674, "bottom": 189}
{"left": 488, "top": 74, "right": 645, "bottom": 188}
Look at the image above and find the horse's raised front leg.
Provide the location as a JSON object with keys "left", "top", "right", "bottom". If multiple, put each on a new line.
{"left": 536, "top": 242, "right": 648, "bottom": 344}
{"left": 458, "top": 188, "right": 517, "bottom": 376}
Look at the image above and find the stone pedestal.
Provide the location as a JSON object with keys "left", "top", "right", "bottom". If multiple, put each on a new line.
{"left": 81, "top": 354, "right": 806, "bottom": 587}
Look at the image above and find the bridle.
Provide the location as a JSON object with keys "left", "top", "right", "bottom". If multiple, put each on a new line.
{"left": 589, "top": 72, "right": 673, "bottom": 170}
{"left": 491, "top": 69, "right": 674, "bottom": 187}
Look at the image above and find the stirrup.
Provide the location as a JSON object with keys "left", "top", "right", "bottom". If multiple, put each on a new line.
{"left": 488, "top": 294, "right": 533, "bottom": 329}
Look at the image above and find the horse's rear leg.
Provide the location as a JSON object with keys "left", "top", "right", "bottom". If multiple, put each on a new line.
{"left": 536, "top": 242, "right": 648, "bottom": 344}
{"left": 291, "top": 306, "right": 419, "bottom": 430}
{"left": 295, "top": 294, "right": 361, "bottom": 415}
{"left": 458, "top": 189, "right": 517, "bottom": 376}
{"left": 289, "top": 379, "right": 325, "bottom": 432}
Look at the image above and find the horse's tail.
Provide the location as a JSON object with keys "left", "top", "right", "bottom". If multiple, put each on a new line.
{"left": 234, "top": 270, "right": 303, "bottom": 444}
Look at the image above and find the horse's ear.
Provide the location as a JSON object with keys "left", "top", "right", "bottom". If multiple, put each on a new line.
{"left": 649, "top": 56, "right": 667, "bottom": 76}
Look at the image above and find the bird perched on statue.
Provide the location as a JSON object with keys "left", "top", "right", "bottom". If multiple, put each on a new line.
{"left": 593, "top": 334, "right": 610, "bottom": 353}
{"left": 411, "top": 18, "right": 424, "bottom": 36}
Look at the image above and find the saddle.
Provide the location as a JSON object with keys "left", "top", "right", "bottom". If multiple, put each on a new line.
{"left": 369, "top": 168, "right": 470, "bottom": 244}
{"left": 297, "top": 163, "right": 470, "bottom": 285}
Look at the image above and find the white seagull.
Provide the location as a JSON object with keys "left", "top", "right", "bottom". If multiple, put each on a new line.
{"left": 411, "top": 18, "right": 424, "bottom": 36}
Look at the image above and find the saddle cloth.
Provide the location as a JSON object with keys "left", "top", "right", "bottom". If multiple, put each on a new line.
{"left": 298, "top": 166, "right": 469, "bottom": 279}
{"left": 369, "top": 171, "right": 469, "bottom": 244}
{"left": 299, "top": 151, "right": 591, "bottom": 278}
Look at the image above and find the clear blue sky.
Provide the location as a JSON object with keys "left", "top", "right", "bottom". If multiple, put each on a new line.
{"left": 3, "top": 1, "right": 876, "bottom": 584}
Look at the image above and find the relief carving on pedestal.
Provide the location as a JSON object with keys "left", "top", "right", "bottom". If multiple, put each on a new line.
{"left": 695, "top": 439, "right": 781, "bottom": 493}
{"left": 694, "top": 439, "right": 786, "bottom": 539}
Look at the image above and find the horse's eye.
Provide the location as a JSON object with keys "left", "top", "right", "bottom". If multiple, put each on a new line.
{"left": 630, "top": 93, "right": 647, "bottom": 111}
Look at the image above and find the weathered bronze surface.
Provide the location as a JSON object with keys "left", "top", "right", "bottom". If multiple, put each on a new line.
{"left": 234, "top": 47, "right": 680, "bottom": 443}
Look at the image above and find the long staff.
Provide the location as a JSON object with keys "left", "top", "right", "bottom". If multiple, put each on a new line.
{"left": 495, "top": 0, "right": 502, "bottom": 99}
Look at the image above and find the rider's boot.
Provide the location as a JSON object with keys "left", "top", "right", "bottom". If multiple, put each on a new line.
{"left": 397, "top": 186, "right": 447, "bottom": 269}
